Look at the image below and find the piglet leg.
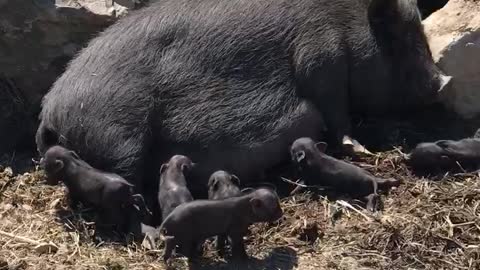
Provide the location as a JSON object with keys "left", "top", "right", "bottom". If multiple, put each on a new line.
{"left": 216, "top": 235, "right": 227, "bottom": 257}
{"left": 375, "top": 177, "right": 401, "bottom": 191}
{"left": 230, "top": 233, "right": 248, "bottom": 260}
{"left": 365, "top": 193, "right": 382, "bottom": 212}
{"left": 163, "top": 236, "right": 175, "bottom": 262}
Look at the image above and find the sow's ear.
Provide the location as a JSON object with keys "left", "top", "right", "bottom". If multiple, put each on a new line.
{"left": 369, "top": 0, "right": 419, "bottom": 23}
{"left": 369, "top": 0, "right": 398, "bottom": 20}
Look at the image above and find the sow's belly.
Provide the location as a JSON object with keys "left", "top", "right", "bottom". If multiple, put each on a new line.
{"left": 155, "top": 100, "right": 325, "bottom": 183}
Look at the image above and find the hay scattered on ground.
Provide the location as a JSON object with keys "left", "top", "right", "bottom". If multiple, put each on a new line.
{"left": 1, "top": 150, "right": 479, "bottom": 270}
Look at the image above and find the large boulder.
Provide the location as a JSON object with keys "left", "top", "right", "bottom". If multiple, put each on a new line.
{"left": 0, "top": 0, "right": 145, "bottom": 155}
{"left": 424, "top": 0, "right": 480, "bottom": 119}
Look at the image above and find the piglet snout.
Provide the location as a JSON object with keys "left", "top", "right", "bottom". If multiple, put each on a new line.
{"left": 272, "top": 207, "right": 284, "bottom": 221}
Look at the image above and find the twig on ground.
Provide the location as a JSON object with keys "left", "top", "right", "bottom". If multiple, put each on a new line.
{"left": 0, "top": 229, "right": 58, "bottom": 254}
{"left": 336, "top": 200, "right": 372, "bottom": 222}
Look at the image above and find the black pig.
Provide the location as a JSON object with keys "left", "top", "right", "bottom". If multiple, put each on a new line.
{"left": 158, "top": 155, "right": 195, "bottom": 221}
{"left": 37, "top": 0, "right": 450, "bottom": 225}
{"left": 207, "top": 170, "right": 242, "bottom": 256}
{"left": 208, "top": 170, "right": 241, "bottom": 200}
{"left": 41, "top": 145, "right": 150, "bottom": 232}
{"left": 408, "top": 138, "right": 480, "bottom": 174}
{"left": 290, "top": 137, "right": 400, "bottom": 209}
{"left": 160, "top": 188, "right": 283, "bottom": 262}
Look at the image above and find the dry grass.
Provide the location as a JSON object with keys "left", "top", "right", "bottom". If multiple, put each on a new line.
{"left": 1, "top": 150, "right": 480, "bottom": 270}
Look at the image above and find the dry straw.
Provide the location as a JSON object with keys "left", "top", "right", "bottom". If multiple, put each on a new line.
{"left": 1, "top": 150, "right": 479, "bottom": 269}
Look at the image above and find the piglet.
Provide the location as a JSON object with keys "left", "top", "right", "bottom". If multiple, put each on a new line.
{"left": 41, "top": 145, "right": 150, "bottom": 232}
{"left": 408, "top": 137, "right": 480, "bottom": 174}
{"left": 207, "top": 170, "right": 242, "bottom": 256}
{"left": 290, "top": 137, "right": 400, "bottom": 211}
{"left": 160, "top": 187, "right": 283, "bottom": 262}
{"left": 208, "top": 170, "right": 241, "bottom": 200}
{"left": 158, "top": 155, "right": 195, "bottom": 221}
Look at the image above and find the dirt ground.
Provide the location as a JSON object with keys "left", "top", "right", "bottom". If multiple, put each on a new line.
{"left": 1, "top": 145, "right": 479, "bottom": 270}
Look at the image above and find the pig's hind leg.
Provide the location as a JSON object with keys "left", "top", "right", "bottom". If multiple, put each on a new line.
{"left": 229, "top": 232, "right": 248, "bottom": 260}
{"left": 162, "top": 236, "right": 176, "bottom": 262}
{"left": 215, "top": 235, "right": 227, "bottom": 257}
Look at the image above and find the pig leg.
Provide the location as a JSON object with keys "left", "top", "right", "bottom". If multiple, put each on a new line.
{"left": 301, "top": 54, "right": 372, "bottom": 157}
{"left": 67, "top": 193, "right": 80, "bottom": 210}
{"left": 215, "top": 235, "right": 227, "bottom": 257}
{"left": 163, "top": 236, "right": 175, "bottom": 262}
{"left": 229, "top": 233, "right": 248, "bottom": 260}
{"left": 365, "top": 179, "right": 381, "bottom": 212}
{"left": 375, "top": 178, "right": 401, "bottom": 191}
{"left": 365, "top": 193, "right": 381, "bottom": 212}
{"left": 190, "top": 240, "right": 202, "bottom": 258}
{"left": 186, "top": 240, "right": 203, "bottom": 265}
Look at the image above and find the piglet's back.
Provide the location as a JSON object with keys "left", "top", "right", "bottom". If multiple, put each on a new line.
{"left": 160, "top": 198, "right": 241, "bottom": 237}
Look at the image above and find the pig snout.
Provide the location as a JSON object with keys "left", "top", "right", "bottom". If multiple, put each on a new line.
{"left": 273, "top": 208, "right": 283, "bottom": 221}
{"left": 271, "top": 205, "right": 284, "bottom": 221}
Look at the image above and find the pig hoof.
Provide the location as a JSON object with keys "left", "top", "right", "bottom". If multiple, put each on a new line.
{"left": 365, "top": 194, "right": 382, "bottom": 212}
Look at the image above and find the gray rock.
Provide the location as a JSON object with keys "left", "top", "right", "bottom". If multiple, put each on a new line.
{"left": 424, "top": 0, "right": 480, "bottom": 119}
{"left": 0, "top": 0, "right": 147, "bottom": 155}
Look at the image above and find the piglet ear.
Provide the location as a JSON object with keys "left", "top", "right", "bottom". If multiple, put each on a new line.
{"left": 315, "top": 142, "right": 328, "bottom": 153}
{"left": 295, "top": 150, "right": 306, "bottom": 163}
{"left": 160, "top": 163, "right": 168, "bottom": 174}
{"left": 209, "top": 177, "right": 219, "bottom": 191}
{"left": 130, "top": 194, "right": 152, "bottom": 217}
{"left": 231, "top": 174, "right": 241, "bottom": 186}
{"left": 54, "top": 159, "right": 64, "bottom": 173}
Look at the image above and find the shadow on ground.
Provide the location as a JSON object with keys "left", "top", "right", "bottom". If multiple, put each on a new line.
{"left": 190, "top": 246, "right": 298, "bottom": 270}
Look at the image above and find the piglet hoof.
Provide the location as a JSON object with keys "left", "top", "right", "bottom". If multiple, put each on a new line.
{"left": 388, "top": 178, "right": 402, "bottom": 188}
{"left": 231, "top": 251, "right": 249, "bottom": 263}
{"left": 365, "top": 193, "right": 382, "bottom": 212}
{"left": 342, "top": 136, "right": 374, "bottom": 157}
